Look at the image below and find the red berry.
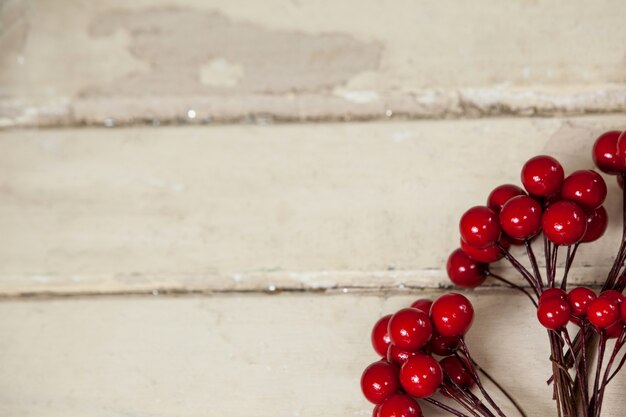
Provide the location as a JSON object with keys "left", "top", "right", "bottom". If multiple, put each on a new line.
{"left": 621, "top": 298, "right": 626, "bottom": 323}
{"left": 599, "top": 290, "right": 624, "bottom": 305}
{"left": 582, "top": 206, "right": 608, "bottom": 243}
{"left": 361, "top": 361, "right": 401, "bottom": 404}
{"left": 542, "top": 201, "right": 587, "bottom": 245}
{"left": 539, "top": 288, "right": 567, "bottom": 304}
{"left": 560, "top": 170, "right": 607, "bottom": 210}
{"left": 400, "top": 354, "right": 443, "bottom": 398}
{"left": 387, "top": 344, "right": 418, "bottom": 367}
{"left": 427, "top": 333, "right": 460, "bottom": 356}
{"left": 388, "top": 308, "right": 433, "bottom": 352}
{"left": 567, "top": 287, "right": 596, "bottom": 317}
{"left": 460, "top": 237, "right": 508, "bottom": 263}
{"left": 440, "top": 356, "right": 474, "bottom": 390}
{"left": 430, "top": 293, "right": 474, "bottom": 337}
{"left": 605, "top": 321, "right": 624, "bottom": 339}
{"left": 587, "top": 298, "right": 620, "bottom": 329}
{"left": 593, "top": 131, "right": 623, "bottom": 174}
{"left": 372, "top": 315, "right": 393, "bottom": 357}
{"left": 410, "top": 299, "right": 432, "bottom": 314}
{"left": 459, "top": 206, "right": 501, "bottom": 248}
{"left": 446, "top": 248, "right": 487, "bottom": 288}
{"left": 499, "top": 195, "right": 543, "bottom": 240}
{"left": 537, "top": 298, "right": 571, "bottom": 330}
{"left": 487, "top": 184, "right": 527, "bottom": 212}
{"left": 377, "top": 394, "right": 423, "bottom": 417}
{"left": 521, "top": 155, "right": 564, "bottom": 196}
{"left": 617, "top": 131, "right": 626, "bottom": 166}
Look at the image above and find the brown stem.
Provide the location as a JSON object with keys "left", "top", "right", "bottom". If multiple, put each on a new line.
{"left": 458, "top": 339, "right": 508, "bottom": 417}
{"left": 425, "top": 397, "right": 472, "bottom": 417}
{"left": 487, "top": 271, "right": 538, "bottom": 307}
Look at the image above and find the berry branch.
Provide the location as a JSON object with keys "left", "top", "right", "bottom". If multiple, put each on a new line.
{"left": 361, "top": 130, "right": 626, "bottom": 417}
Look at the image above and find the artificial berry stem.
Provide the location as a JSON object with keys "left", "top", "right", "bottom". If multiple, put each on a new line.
{"left": 562, "top": 328, "right": 588, "bottom": 417}
{"left": 425, "top": 397, "right": 472, "bottom": 417}
{"left": 560, "top": 243, "right": 580, "bottom": 290}
{"left": 596, "top": 328, "right": 625, "bottom": 417}
{"left": 487, "top": 271, "right": 538, "bottom": 307}
{"left": 589, "top": 333, "right": 607, "bottom": 417}
{"left": 458, "top": 339, "right": 508, "bottom": 417}
{"left": 496, "top": 242, "right": 540, "bottom": 296}
{"left": 549, "top": 245, "right": 559, "bottom": 289}
{"left": 525, "top": 241, "right": 544, "bottom": 289}
{"left": 475, "top": 362, "right": 528, "bottom": 417}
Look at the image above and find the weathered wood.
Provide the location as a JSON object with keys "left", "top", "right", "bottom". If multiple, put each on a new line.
{"left": 0, "top": 291, "right": 622, "bottom": 417}
{"left": 1, "top": 116, "right": 626, "bottom": 295}
{"left": 1, "top": 0, "right": 625, "bottom": 127}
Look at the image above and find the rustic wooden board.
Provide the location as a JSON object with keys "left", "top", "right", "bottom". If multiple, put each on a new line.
{"left": 1, "top": 116, "right": 626, "bottom": 295}
{"left": 1, "top": 0, "right": 626, "bottom": 127}
{"left": 0, "top": 291, "right": 623, "bottom": 417}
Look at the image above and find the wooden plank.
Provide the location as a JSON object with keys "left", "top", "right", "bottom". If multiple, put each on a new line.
{"left": 1, "top": 0, "right": 626, "bottom": 127}
{"left": 1, "top": 116, "right": 626, "bottom": 295}
{"left": 0, "top": 291, "right": 623, "bottom": 417}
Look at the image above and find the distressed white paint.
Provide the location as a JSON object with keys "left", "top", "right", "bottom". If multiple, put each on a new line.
{"left": 1, "top": 0, "right": 626, "bottom": 126}
{"left": 0, "top": 292, "right": 623, "bottom": 417}
{"left": 1, "top": 116, "right": 626, "bottom": 295}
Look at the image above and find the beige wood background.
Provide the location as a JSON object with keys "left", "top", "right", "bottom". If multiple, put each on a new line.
{"left": 1, "top": 1, "right": 625, "bottom": 416}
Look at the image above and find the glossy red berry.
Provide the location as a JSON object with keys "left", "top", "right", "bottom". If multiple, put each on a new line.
{"left": 440, "top": 356, "right": 474, "bottom": 390}
{"left": 446, "top": 248, "right": 487, "bottom": 288}
{"left": 617, "top": 131, "right": 626, "bottom": 165}
{"left": 599, "top": 290, "right": 624, "bottom": 305}
{"left": 521, "top": 155, "right": 564, "bottom": 196}
{"left": 567, "top": 287, "right": 596, "bottom": 317}
{"left": 539, "top": 288, "right": 567, "bottom": 304}
{"left": 410, "top": 299, "right": 432, "bottom": 314}
{"left": 582, "top": 206, "right": 608, "bottom": 243}
{"left": 361, "top": 361, "right": 401, "bottom": 404}
{"left": 377, "top": 394, "right": 423, "bottom": 417}
{"left": 542, "top": 201, "right": 587, "bottom": 245}
{"left": 560, "top": 170, "right": 607, "bottom": 210}
{"left": 387, "top": 344, "right": 418, "bottom": 367}
{"left": 499, "top": 195, "right": 543, "bottom": 240}
{"left": 587, "top": 298, "right": 620, "bottom": 329}
{"left": 388, "top": 308, "right": 433, "bottom": 352}
{"left": 459, "top": 206, "right": 501, "bottom": 248}
{"left": 593, "top": 131, "right": 623, "bottom": 174}
{"left": 430, "top": 293, "right": 474, "bottom": 337}
{"left": 605, "top": 321, "right": 624, "bottom": 339}
{"left": 400, "top": 354, "right": 443, "bottom": 398}
{"left": 460, "top": 237, "right": 508, "bottom": 263}
{"left": 372, "top": 315, "right": 393, "bottom": 357}
{"left": 537, "top": 298, "right": 571, "bottom": 330}
{"left": 487, "top": 184, "right": 527, "bottom": 212}
{"left": 427, "top": 333, "right": 460, "bottom": 356}
{"left": 621, "top": 298, "right": 626, "bottom": 323}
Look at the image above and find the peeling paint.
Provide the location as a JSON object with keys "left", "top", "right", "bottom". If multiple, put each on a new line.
{"left": 86, "top": 7, "right": 382, "bottom": 95}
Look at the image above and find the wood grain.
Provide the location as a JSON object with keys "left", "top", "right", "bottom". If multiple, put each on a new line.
{"left": 1, "top": 0, "right": 625, "bottom": 127}
{"left": 0, "top": 291, "right": 623, "bottom": 417}
{"left": 1, "top": 116, "right": 626, "bottom": 295}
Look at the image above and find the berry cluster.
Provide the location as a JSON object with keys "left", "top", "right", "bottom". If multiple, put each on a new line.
{"left": 362, "top": 293, "right": 515, "bottom": 417}
{"left": 443, "top": 130, "right": 626, "bottom": 417}
{"left": 361, "top": 130, "right": 626, "bottom": 417}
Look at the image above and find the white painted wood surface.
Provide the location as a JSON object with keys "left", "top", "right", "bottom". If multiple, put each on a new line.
{"left": 0, "top": 291, "right": 623, "bottom": 417}
{"left": 1, "top": 0, "right": 626, "bottom": 127}
{"left": 1, "top": 115, "right": 626, "bottom": 295}
{"left": 2, "top": 1, "right": 626, "bottom": 416}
